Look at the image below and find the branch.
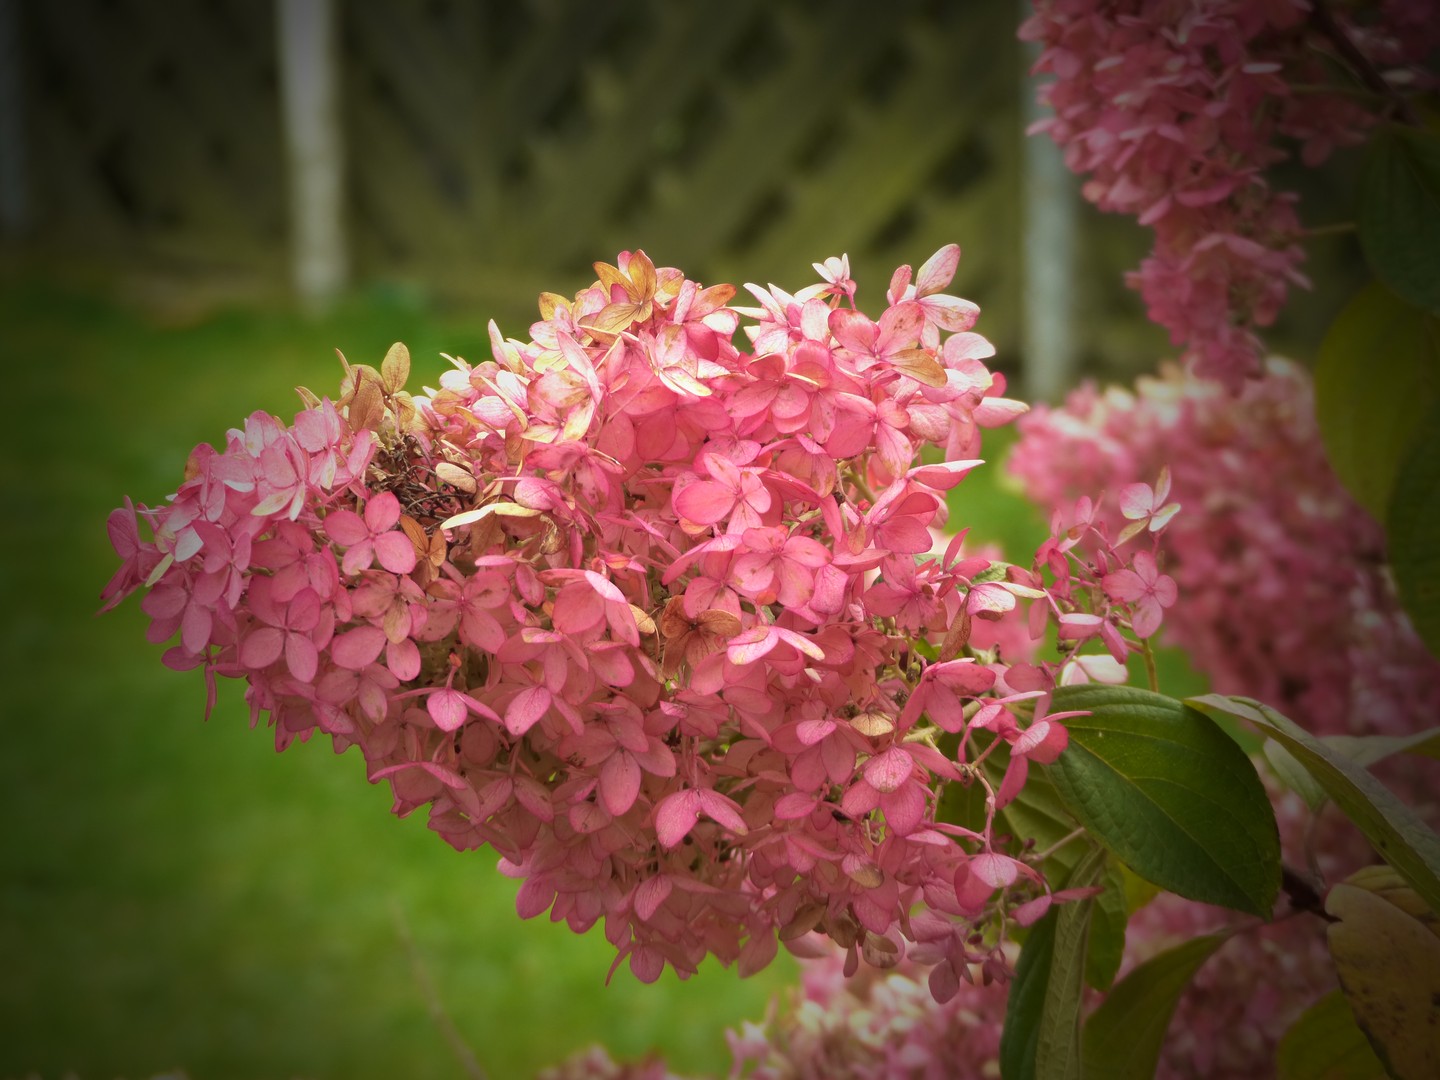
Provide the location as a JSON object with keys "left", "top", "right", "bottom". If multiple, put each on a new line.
{"left": 1308, "top": 0, "right": 1419, "bottom": 126}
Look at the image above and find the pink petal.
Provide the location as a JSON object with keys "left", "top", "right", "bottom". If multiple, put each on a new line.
{"left": 882, "top": 782, "right": 926, "bottom": 835}
{"left": 1118, "top": 483, "right": 1155, "bottom": 521}
{"left": 995, "top": 754, "right": 1029, "bottom": 809}
{"left": 428, "top": 688, "right": 468, "bottom": 731}
{"left": 240, "top": 626, "right": 285, "bottom": 670}
{"left": 506, "top": 685, "right": 552, "bottom": 737}
{"left": 915, "top": 244, "right": 960, "bottom": 295}
{"left": 629, "top": 946, "right": 664, "bottom": 984}
{"left": 1013, "top": 894, "right": 1054, "bottom": 927}
{"left": 1132, "top": 599, "right": 1164, "bottom": 639}
{"left": 796, "top": 718, "right": 837, "bottom": 746}
{"left": 674, "top": 480, "right": 736, "bottom": 525}
{"left": 827, "top": 308, "right": 879, "bottom": 353}
{"left": 460, "top": 608, "right": 506, "bottom": 653}
{"left": 374, "top": 532, "right": 418, "bottom": 574}
{"left": 972, "top": 852, "right": 1020, "bottom": 889}
{"left": 364, "top": 491, "right": 402, "bottom": 531}
{"left": 385, "top": 638, "right": 421, "bottom": 681}
{"left": 515, "top": 879, "right": 555, "bottom": 920}
{"left": 697, "top": 789, "right": 749, "bottom": 834}
{"left": 876, "top": 301, "right": 925, "bottom": 350}
{"left": 633, "top": 875, "right": 673, "bottom": 921}
{"left": 553, "top": 581, "right": 605, "bottom": 636}
{"left": 600, "top": 751, "right": 643, "bottom": 816}
{"left": 727, "top": 626, "right": 778, "bottom": 666}
{"left": 323, "top": 509, "right": 369, "bottom": 546}
{"left": 931, "top": 657, "right": 997, "bottom": 695}
{"left": 774, "top": 792, "right": 820, "bottom": 819}
{"left": 923, "top": 294, "right": 980, "bottom": 332}
{"left": 1013, "top": 719, "right": 1069, "bottom": 764}
{"left": 331, "top": 625, "right": 387, "bottom": 670}
{"left": 285, "top": 633, "right": 319, "bottom": 683}
{"left": 863, "top": 747, "right": 914, "bottom": 794}
{"left": 656, "top": 790, "right": 702, "bottom": 848}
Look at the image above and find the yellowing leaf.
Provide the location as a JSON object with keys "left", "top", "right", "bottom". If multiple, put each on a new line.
{"left": 889, "top": 348, "right": 948, "bottom": 388}
{"left": 1342, "top": 865, "right": 1440, "bottom": 938}
{"left": 1325, "top": 882, "right": 1440, "bottom": 1079}
{"left": 434, "top": 462, "right": 477, "bottom": 494}
{"left": 438, "top": 502, "right": 542, "bottom": 531}
{"left": 348, "top": 376, "right": 386, "bottom": 433}
{"left": 381, "top": 342, "right": 411, "bottom": 394}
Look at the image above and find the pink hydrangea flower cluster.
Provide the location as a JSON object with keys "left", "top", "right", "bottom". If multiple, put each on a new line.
{"left": 1020, "top": 0, "right": 1439, "bottom": 390}
{"left": 1008, "top": 358, "right": 1440, "bottom": 735}
{"left": 725, "top": 951, "right": 1006, "bottom": 1080}
{"left": 540, "top": 949, "right": 1008, "bottom": 1080}
{"left": 103, "top": 246, "right": 1148, "bottom": 992}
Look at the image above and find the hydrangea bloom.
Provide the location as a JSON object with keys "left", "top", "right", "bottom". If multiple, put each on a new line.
{"left": 1009, "top": 358, "right": 1440, "bottom": 736}
{"left": 105, "top": 247, "right": 1168, "bottom": 993}
{"left": 1021, "top": 0, "right": 1440, "bottom": 390}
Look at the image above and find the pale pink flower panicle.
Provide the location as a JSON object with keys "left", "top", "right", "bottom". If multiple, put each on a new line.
{"left": 104, "top": 246, "right": 1157, "bottom": 997}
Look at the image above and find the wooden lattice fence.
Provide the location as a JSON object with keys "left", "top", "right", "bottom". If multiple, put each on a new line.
{"left": 3, "top": 0, "right": 1170, "bottom": 380}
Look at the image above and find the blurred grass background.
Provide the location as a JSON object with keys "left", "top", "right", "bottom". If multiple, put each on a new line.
{"left": 3, "top": 282, "right": 800, "bottom": 1080}
{"left": 0, "top": 276, "right": 1212, "bottom": 1080}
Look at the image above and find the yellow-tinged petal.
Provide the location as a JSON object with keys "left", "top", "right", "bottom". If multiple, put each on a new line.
{"left": 439, "top": 502, "right": 543, "bottom": 531}
{"left": 381, "top": 342, "right": 411, "bottom": 394}
{"left": 889, "top": 349, "right": 948, "bottom": 388}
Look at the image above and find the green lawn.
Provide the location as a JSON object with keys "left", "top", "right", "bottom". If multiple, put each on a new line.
{"left": 0, "top": 278, "right": 1205, "bottom": 1080}
{"left": 0, "top": 281, "right": 801, "bottom": 1080}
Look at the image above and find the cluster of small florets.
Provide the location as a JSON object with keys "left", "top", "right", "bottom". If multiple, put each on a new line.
{"left": 1021, "top": 0, "right": 1439, "bottom": 390}
{"left": 103, "top": 247, "right": 1143, "bottom": 991}
{"left": 1008, "top": 357, "right": 1440, "bottom": 735}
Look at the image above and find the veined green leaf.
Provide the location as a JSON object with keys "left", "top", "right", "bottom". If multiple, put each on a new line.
{"left": 1082, "top": 933, "right": 1231, "bottom": 1080}
{"left": 1046, "top": 685, "right": 1280, "bottom": 916}
{"left": 1188, "top": 695, "right": 1440, "bottom": 915}
{"left": 1001, "top": 846, "right": 1106, "bottom": 1080}
{"left": 1085, "top": 860, "right": 1129, "bottom": 992}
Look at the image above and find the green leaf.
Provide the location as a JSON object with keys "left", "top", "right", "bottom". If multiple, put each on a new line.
{"left": 1081, "top": 932, "right": 1230, "bottom": 1080}
{"left": 999, "top": 759, "right": 1084, "bottom": 873}
{"left": 1035, "top": 847, "right": 1107, "bottom": 1080}
{"left": 937, "top": 767, "right": 990, "bottom": 835}
{"left": 1001, "top": 847, "right": 1106, "bottom": 1080}
{"left": 1264, "top": 738, "right": 1329, "bottom": 813}
{"left": 1267, "top": 728, "right": 1440, "bottom": 815}
{"left": 1360, "top": 126, "right": 1440, "bottom": 314}
{"left": 1389, "top": 404, "right": 1440, "bottom": 658}
{"left": 1045, "top": 685, "right": 1281, "bottom": 916}
{"left": 1085, "top": 860, "right": 1129, "bottom": 992}
{"left": 1188, "top": 695, "right": 1440, "bottom": 916}
{"left": 1001, "top": 905, "right": 1057, "bottom": 1080}
{"left": 1323, "top": 727, "right": 1440, "bottom": 770}
{"left": 1325, "top": 883, "right": 1440, "bottom": 1078}
{"left": 1315, "top": 282, "right": 1440, "bottom": 519}
{"left": 1275, "top": 989, "right": 1386, "bottom": 1080}
{"left": 1118, "top": 861, "right": 1162, "bottom": 915}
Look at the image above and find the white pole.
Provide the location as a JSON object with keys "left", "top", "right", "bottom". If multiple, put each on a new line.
{"left": 1019, "top": 0, "right": 1077, "bottom": 403}
{"left": 277, "top": 0, "right": 346, "bottom": 308}
{"left": 0, "top": 0, "right": 29, "bottom": 236}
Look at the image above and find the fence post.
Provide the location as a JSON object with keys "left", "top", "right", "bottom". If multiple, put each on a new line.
{"left": 277, "top": 0, "right": 346, "bottom": 308}
{"left": 1018, "top": 0, "right": 1077, "bottom": 403}
{"left": 0, "top": 0, "right": 29, "bottom": 237}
